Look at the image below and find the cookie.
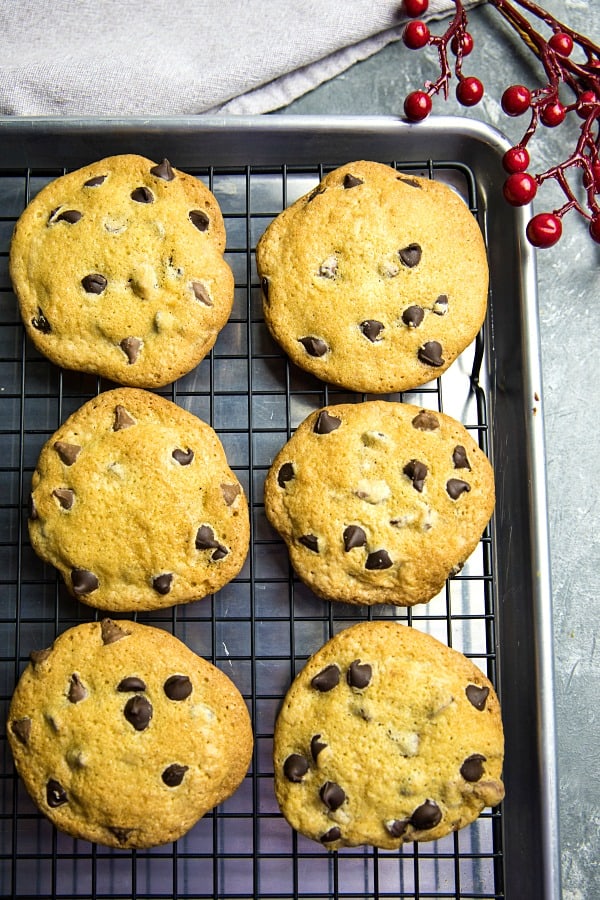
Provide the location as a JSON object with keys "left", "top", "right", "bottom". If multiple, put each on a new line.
{"left": 274, "top": 620, "right": 504, "bottom": 850}
{"left": 264, "top": 400, "right": 494, "bottom": 607}
{"left": 7, "top": 619, "right": 253, "bottom": 849}
{"left": 9, "top": 154, "right": 234, "bottom": 387}
{"left": 28, "top": 388, "right": 249, "bottom": 611}
{"left": 256, "top": 160, "right": 488, "bottom": 393}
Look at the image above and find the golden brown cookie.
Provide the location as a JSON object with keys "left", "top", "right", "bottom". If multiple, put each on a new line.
{"left": 9, "top": 154, "right": 234, "bottom": 387}
{"left": 28, "top": 388, "right": 249, "bottom": 611}
{"left": 256, "top": 160, "right": 488, "bottom": 393}
{"left": 274, "top": 620, "right": 504, "bottom": 850}
{"left": 264, "top": 400, "right": 494, "bottom": 607}
{"left": 7, "top": 619, "right": 253, "bottom": 849}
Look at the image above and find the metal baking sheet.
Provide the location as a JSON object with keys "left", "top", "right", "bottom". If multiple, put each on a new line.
{"left": 0, "top": 115, "right": 559, "bottom": 900}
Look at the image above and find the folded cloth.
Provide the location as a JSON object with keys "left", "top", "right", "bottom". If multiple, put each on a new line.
{"left": 0, "top": 0, "right": 479, "bottom": 117}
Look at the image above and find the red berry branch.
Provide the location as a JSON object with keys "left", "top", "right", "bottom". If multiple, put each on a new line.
{"left": 401, "top": 0, "right": 600, "bottom": 247}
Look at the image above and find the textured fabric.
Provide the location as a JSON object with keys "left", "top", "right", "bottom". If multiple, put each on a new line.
{"left": 0, "top": 1, "right": 476, "bottom": 116}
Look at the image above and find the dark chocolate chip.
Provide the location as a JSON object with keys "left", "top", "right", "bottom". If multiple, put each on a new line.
{"left": 343, "top": 524, "right": 367, "bottom": 551}
{"left": 402, "top": 305, "right": 425, "bottom": 328}
{"left": 152, "top": 573, "right": 173, "bottom": 595}
{"left": 55, "top": 209, "right": 82, "bottom": 224}
{"left": 68, "top": 673, "right": 87, "bottom": 703}
{"left": 283, "top": 754, "right": 310, "bottom": 782}
{"left": 131, "top": 186, "right": 154, "bottom": 203}
{"left": 81, "top": 273, "right": 107, "bottom": 294}
{"left": 30, "top": 648, "right": 51, "bottom": 666}
{"left": 299, "top": 336, "right": 328, "bottom": 357}
{"left": 360, "top": 320, "right": 384, "bottom": 342}
{"left": 466, "top": 684, "right": 489, "bottom": 710}
{"left": 162, "top": 764, "right": 189, "bottom": 786}
{"left": 321, "top": 826, "right": 342, "bottom": 843}
{"left": 195, "top": 525, "right": 229, "bottom": 560}
{"left": 32, "top": 309, "right": 51, "bottom": 333}
{"left": 433, "top": 294, "right": 449, "bottom": 315}
{"left": 411, "top": 799, "right": 442, "bottom": 831}
{"left": 84, "top": 175, "right": 106, "bottom": 187}
{"left": 164, "top": 674, "right": 193, "bottom": 701}
{"left": 192, "top": 281, "right": 213, "bottom": 306}
{"left": 221, "top": 483, "right": 241, "bottom": 505}
{"left": 54, "top": 441, "right": 81, "bottom": 465}
{"left": 320, "top": 781, "right": 346, "bottom": 811}
{"left": 124, "top": 695, "right": 153, "bottom": 731}
{"left": 365, "top": 549, "right": 393, "bottom": 570}
{"left": 446, "top": 478, "right": 471, "bottom": 500}
{"left": 418, "top": 340, "right": 445, "bottom": 367}
{"left": 399, "top": 243, "right": 422, "bottom": 267}
{"left": 403, "top": 459, "right": 428, "bottom": 493}
{"left": 310, "top": 734, "right": 327, "bottom": 761}
{"left": 261, "top": 276, "right": 269, "bottom": 300}
{"left": 113, "top": 405, "right": 136, "bottom": 430}
{"left": 386, "top": 818, "right": 411, "bottom": 838}
{"left": 28, "top": 495, "right": 38, "bottom": 520}
{"left": 71, "top": 568, "right": 99, "bottom": 595}
{"left": 347, "top": 660, "right": 372, "bottom": 689}
{"left": 120, "top": 337, "right": 142, "bottom": 364}
{"left": 306, "top": 186, "right": 326, "bottom": 203}
{"left": 314, "top": 410, "right": 341, "bottom": 435}
{"left": 172, "top": 447, "right": 194, "bottom": 465}
{"left": 411, "top": 410, "right": 439, "bottom": 431}
{"left": 460, "top": 754, "right": 487, "bottom": 782}
{"left": 117, "top": 676, "right": 147, "bottom": 692}
{"left": 277, "top": 462, "right": 295, "bottom": 488}
{"left": 101, "top": 619, "right": 130, "bottom": 645}
{"left": 46, "top": 779, "right": 68, "bottom": 807}
{"left": 343, "top": 174, "right": 364, "bottom": 189}
{"left": 189, "top": 209, "right": 209, "bottom": 231}
{"left": 396, "top": 175, "right": 422, "bottom": 189}
{"left": 110, "top": 827, "right": 133, "bottom": 843}
{"left": 150, "top": 158, "right": 175, "bottom": 181}
{"left": 311, "top": 664, "right": 340, "bottom": 692}
{"left": 452, "top": 445, "right": 471, "bottom": 470}
{"left": 299, "top": 534, "right": 319, "bottom": 553}
{"left": 11, "top": 717, "right": 32, "bottom": 745}
{"left": 53, "top": 488, "right": 74, "bottom": 510}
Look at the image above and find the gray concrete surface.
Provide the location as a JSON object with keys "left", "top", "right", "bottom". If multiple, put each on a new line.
{"left": 280, "top": 3, "right": 600, "bottom": 897}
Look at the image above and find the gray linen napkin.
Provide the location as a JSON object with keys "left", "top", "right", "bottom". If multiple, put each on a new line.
{"left": 0, "top": 1, "right": 472, "bottom": 116}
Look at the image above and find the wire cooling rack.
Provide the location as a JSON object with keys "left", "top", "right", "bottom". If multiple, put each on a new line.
{"left": 0, "top": 158, "right": 503, "bottom": 899}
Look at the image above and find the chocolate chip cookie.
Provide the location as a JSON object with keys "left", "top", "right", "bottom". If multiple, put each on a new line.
{"left": 256, "top": 160, "right": 488, "bottom": 393}
{"left": 9, "top": 154, "right": 234, "bottom": 387}
{"left": 7, "top": 619, "right": 253, "bottom": 848}
{"left": 264, "top": 400, "right": 494, "bottom": 607}
{"left": 274, "top": 620, "right": 504, "bottom": 850}
{"left": 28, "top": 388, "right": 249, "bottom": 611}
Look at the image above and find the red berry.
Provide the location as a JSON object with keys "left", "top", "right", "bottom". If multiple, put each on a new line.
{"left": 503, "top": 173, "right": 537, "bottom": 206}
{"left": 502, "top": 146, "right": 531, "bottom": 174}
{"left": 549, "top": 32, "right": 574, "bottom": 57}
{"left": 404, "top": 0, "right": 429, "bottom": 16}
{"left": 403, "top": 20, "right": 430, "bottom": 49}
{"left": 576, "top": 90, "right": 598, "bottom": 119}
{"left": 451, "top": 32, "right": 474, "bottom": 56}
{"left": 590, "top": 215, "right": 600, "bottom": 244}
{"left": 526, "top": 213, "right": 562, "bottom": 248}
{"left": 456, "top": 76, "right": 484, "bottom": 107}
{"left": 404, "top": 90, "right": 432, "bottom": 121}
{"left": 501, "top": 84, "right": 531, "bottom": 116}
{"left": 540, "top": 101, "right": 566, "bottom": 127}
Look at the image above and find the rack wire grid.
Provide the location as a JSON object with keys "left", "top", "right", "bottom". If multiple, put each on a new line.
{"left": 0, "top": 158, "right": 503, "bottom": 900}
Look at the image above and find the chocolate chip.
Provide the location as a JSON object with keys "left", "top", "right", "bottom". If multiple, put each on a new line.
{"left": 343, "top": 524, "right": 367, "bottom": 551}
{"left": 101, "top": 619, "right": 130, "bottom": 645}
{"left": 113, "top": 405, "right": 136, "bottom": 430}
{"left": 411, "top": 410, "right": 439, "bottom": 431}
{"left": 418, "top": 340, "right": 445, "bottom": 367}
{"left": 461, "top": 754, "right": 487, "bottom": 782}
{"left": 124, "top": 695, "right": 153, "bottom": 731}
{"left": 446, "top": 478, "right": 471, "bottom": 500}
{"left": 192, "top": 281, "right": 213, "bottom": 306}
{"left": 386, "top": 818, "right": 411, "bottom": 838}
{"left": 314, "top": 410, "right": 341, "bottom": 434}
{"left": 84, "top": 175, "right": 106, "bottom": 187}
{"left": 307, "top": 186, "right": 326, "bottom": 203}
{"left": 360, "top": 320, "right": 384, "bottom": 342}
{"left": 277, "top": 462, "right": 295, "bottom": 488}
{"left": 402, "top": 305, "right": 425, "bottom": 328}
{"left": 343, "top": 174, "right": 364, "bottom": 189}
{"left": 299, "top": 336, "right": 328, "bottom": 357}
{"left": 53, "top": 488, "right": 74, "bottom": 509}
{"left": 54, "top": 441, "right": 81, "bottom": 465}
{"left": 162, "top": 764, "right": 189, "bottom": 786}
{"left": 46, "top": 779, "right": 68, "bottom": 807}
{"left": 28, "top": 495, "right": 38, "bottom": 520}
{"left": 311, "top": 664, "right": 340, "bottom": 692}
{"left": 152, "top": 573, "right": 173, "bottom": 595}
{"left": 150, "top": 158, "right": 175, "bottom": 181}
{"left": 403, "top": 459, "right": 428, "bottom": 492}
{"left": 164, "top": 674, "right": 193, "bottom": 701}
{"left": 311, "top": 734, "right": 327, "bottom": 761}
{"left": 68, "top": 673, "right": 87, "bottom": 703}
{"left": 321, "top": 826, "right": 341, "bottom": 843}
{"left": 399, "top": 243, "right": 422, "bottom": 267}
{"left": 71, "top": 568, "right": 99, "bottom": 595}
{"left": 452, "top": 445, "right": 471, "bottom": 470}
{"left": 466, "top": 684, "right": 489, "bottom": 710}
{"left": 261, "top": 276, "right": 269, "bottom": 300}
{"left": 110, "top": 827, "right": 133, "bottom": 843}
{"left": 433, "top": 294, "right": 448, "bottom": 315}
{"left": 131, "top": 187, "right": 154, "bottom": 203}
{"left": 347, "top": 660, "right": 372, "bottom": 689}
{"left": 11, "top": 717, "right": 32, "bottom": 745}
{"left": 283, "top": 754, "right": 310, "bottom": 782}
{"left": 32, "top": 309, "right": 51, "bottom": 333}
{"left": 30, "top": 648, "right": 51, "bottom": 666}
{"left": 120, "top": 337, "right": 142, "bottom": 364}
{"left": 221, "top": 483, "right": 241, "bottom": 505}
{"left": 396, "top": 176, "right": 422, "bottom": 189}
{"left": 81, "top": 273, "right": 107, "bottom": 294}
{"left": 117, "top": 676, "right": 146, "bottom": 692}
{"left": 55, "top": 209, "right": 82, "bottom": 224}
{"left": 411, "top": 799, "right": 442, "bottom": 830}
{"left": 195, "top": 525, "right": 229, "bottom": 560}
{"left": 320, "top": 781, "right": 346, "bottom": 811}
{"left": 365, "top": 549, "right": 393, "bottom": 570}
{"left": 299, "top": 534, "right": 319, "bottom": 553}
{"left": 189, "top": 210, "right": 209, "bottom": 231}
{"left": 172, "top": 448, "right": 194, "bottom": 465}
